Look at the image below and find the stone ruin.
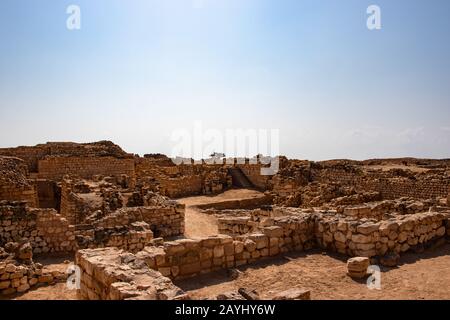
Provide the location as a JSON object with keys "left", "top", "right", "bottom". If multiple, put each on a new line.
{"left": 1, "top": 141, "right": 450, "bottom": 299}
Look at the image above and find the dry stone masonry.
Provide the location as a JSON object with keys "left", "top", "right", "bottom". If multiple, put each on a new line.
{"left": 1, "top": 141, "right": 450, "bottom": 299}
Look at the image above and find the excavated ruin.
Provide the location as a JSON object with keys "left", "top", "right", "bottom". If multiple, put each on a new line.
{"left": 1, "top": 141, "right": 449, "bottom": 300}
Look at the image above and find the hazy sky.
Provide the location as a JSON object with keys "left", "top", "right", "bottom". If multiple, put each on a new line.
{"left": 1, "top": 0, "right": 449, "bottom": 160}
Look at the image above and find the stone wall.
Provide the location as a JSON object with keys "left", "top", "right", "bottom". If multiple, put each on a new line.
{"left": 315, "top": 211, "right": 449, "bottom": 257}
{"left": 0, "top": 157, "right": 38, "bottom": 207}
{"left": 75, "top": 247, "right": 186, "bottom": 300}
{"left": 314, "top": 169, "right": 450, "bottom": 200}
{"left": 75, "top": 222, "right": 154, "bottom": 253}
{"left": 336, "top": 198, "right": 436, "bottom": 220}
{"left": 236, "top": 164, "right": 271, "bottom": 190}
{"left": 136, "top": 163, "right": 231, "bottom": 198}
{"left": 90, "top": 205, "right": 185, "bottom": 238}
{"left": 0, "top": 202, "right": 77, "bottom": 254}
{"left": 37, "top": 157, "right": 136, "bottom": 183}
{"left": 139, "top": 214, "right": 315, "bottom": 280}
{"left": 59, "top": 179, "right": 94, "bottom": 225}
{"left": 0, "top": 184, "right": 37, "bottom": 208}
{"left": 0, "top": 261, "right": 65, "bottom": 296}
{"left": 195, "top": 194, "right": 273, "bottom": 210}
{"left": 0, "top": 141, "right": 131, "bottom": 173}
{"left": 159, "top": 176, "right": 203, "bottom": 198}
{"left": 35, "top": 179, "right": 60, "bottom": 209}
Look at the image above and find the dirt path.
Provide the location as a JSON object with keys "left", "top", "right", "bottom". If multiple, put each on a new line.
{"left": 177, "top": 189, "right": 264, "bottom": 238}
{"left": 175, "top": 243, "right": 450, "bottom": 300}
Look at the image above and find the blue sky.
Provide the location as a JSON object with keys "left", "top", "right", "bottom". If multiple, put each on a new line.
{"left": 0, "top": 0, "right": 449, "bottom": 160}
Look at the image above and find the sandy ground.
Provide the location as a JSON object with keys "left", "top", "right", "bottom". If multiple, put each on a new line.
{"left": 175, "top": 244, "right": 450, "bottom": 300}
{"left": 177, "top": 189, "right": 264, "bottom": 238}
{"left": 177, "top": 189, "right": 265, "bottom": 207}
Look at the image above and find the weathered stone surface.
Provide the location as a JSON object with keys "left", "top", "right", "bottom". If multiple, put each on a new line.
{"left": 273, "top": 288, "right": 311, "bottom": 300}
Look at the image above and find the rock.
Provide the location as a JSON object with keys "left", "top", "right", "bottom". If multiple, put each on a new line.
{"left": 273, "top": 288, "right": 311, "bottom": 300}
{"left": 380, "top": 252, "right": 400, "bottom": 267}
{"left": 356, "top": 223, "right": 379, "bottom": 235}
{"left": 351, "top": 234, "right": 372, "bottom": 244}
{"left": 0, "top": 281, "right": 10, "bottom": 290}
{"left": 216, "top": 291, "right": 245, "bottom": 300}
{"left": 334, "top": 232, "right": 346, "bottom": 243}
{"left": 244, "top": 239, "right": 257, "bottom": 252}
{"left": 238, "top": 288, "right": 260, "bottom": 300}
{"left": 5, "top": 264, "right": 16, "bottom": 273}
{"left": 38, "top": 275, "right": 54, "bottom": 283}
{"left": 347, "top": 257, "right": 369, "bottom": 279}
{"left": 17, "top": 283, "right": 30, "bottom": 293}
{"left": 16, "top": 242, "right": 33, "bottom": 262}
{"left": 226, "top": 269, "right": 241, "bottom": 280}
{"left": 1, "top": 288, "right": 16, "bottom": 295}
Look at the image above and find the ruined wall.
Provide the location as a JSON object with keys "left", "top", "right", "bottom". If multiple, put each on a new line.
{"left": 0, "top": 261, "right": 65, "bottom": 296}
{"left": 236, "top": 164, "right": 271, "bottom": 190}
{"left": 59, "top": 179, "right": 93, "bottom": 225}
{"left": 195, "top": 194, "right": 272, "bottom": 211}
{"left": 0, "top": 141, "right": 131, "bottom": 173}
{"left": 0, "top": 157, "right": 38, "bottom": 207}
{"left": 314, "top": 169, "right": 450, "bottom": 200}
{"left": 315, "top": 211, "right": 448, "bottom": 257}
{"left": 0, "top": 202, "right": 77, "bottom": 254}
{"left": 35, "top": 179, "right": 59, "bottom": 209}
{"left": 90, "top": 205, "right": 185, "bottom": 238}
{"left": 337, "top": 199, "right": 436, "bottom": 220}
{"left": 75, "top": 223, "right": 154, "bottom": 253}
{"left": 37, "top": 156, "right": 136, "bottom": 182}
{"left": 159, "top": 176, "right": 203, "bottom": 198}
{"left": 0, "top": 185, "right": 37, "bottom": 208}
{"left": 76, "top": 247, "right": 186, "bottom": 300}
{"left": 0, "top": 147, "right": 47, "bottom": 173}
{"left": 139, "top": 215, "right": 315, "bottom": 280}
{"left": 136, "top": 163, "right": 231, "bottom": 198}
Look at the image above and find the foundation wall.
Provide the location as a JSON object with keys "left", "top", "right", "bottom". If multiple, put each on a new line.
{"left": 0, "top": 185, "right": 38, "bottom": 208}
{"left": 140, "top": 215, "right": 315, "bottom": 280}
{"left": 316, "top": 211, "right": 449, "bottom": 257}
{"left": 37, "top": 157, "right": 136, "bottom": 182}
{"left": 75, "top": 248, "right": 186, "bottom": 300}
{"left": 314, "top": 169, "right": 450, "bottom": 200}
{"left": 0, "top": 202, "right": 77, "bottom": 254}
{"left": 91, "top": 205, "right": 185, "bottom": 238}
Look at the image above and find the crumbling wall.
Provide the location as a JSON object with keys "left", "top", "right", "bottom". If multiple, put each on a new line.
{"left": 0, "top": 202, "right": 77, "bottom": 254}
{"left": 35, "top": 179, "right": 60, "bottom": 209}
{"left": 37, "top": 157, "right": 136, "bottom": 183}
{"left": 139, "top": 215, "right": 315, "bottom": 280}
{"left": 0, "top": 141, "right": 131, "bottom": 173}
{"left": 0, "top": 157, "right": 38, "bottom": 207}
{"left": 59, "top": 178, "right": 96, "bottom": 225}
{"left": 91, "top": 205, "right": 185, "bottom": 238}
{"left": 315, "top": 211, "right": 448, "bottom": 257}
{"left": 236, "top": 164, "right": 271, "bottom": 190}
{"left": 0, "top": 260, "right": 66, "bottom": 296}
{"left": 195, "top": 194, "right": 273, "bottom": 210}
{"left": 313, "top": 168, "right": 450, "bottom": 200}
{"left": 75, "top": 247, "right": 186, "bottom": 300}
{"left": 136, "top": 163, "right": 231, "bottom": 198}
{"left": 75, "top": 222, "right": 154, "bottom": 253}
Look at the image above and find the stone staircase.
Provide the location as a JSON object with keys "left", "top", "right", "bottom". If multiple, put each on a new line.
{"left": 228, "top": 168, "right": 253, "bottom": 188}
